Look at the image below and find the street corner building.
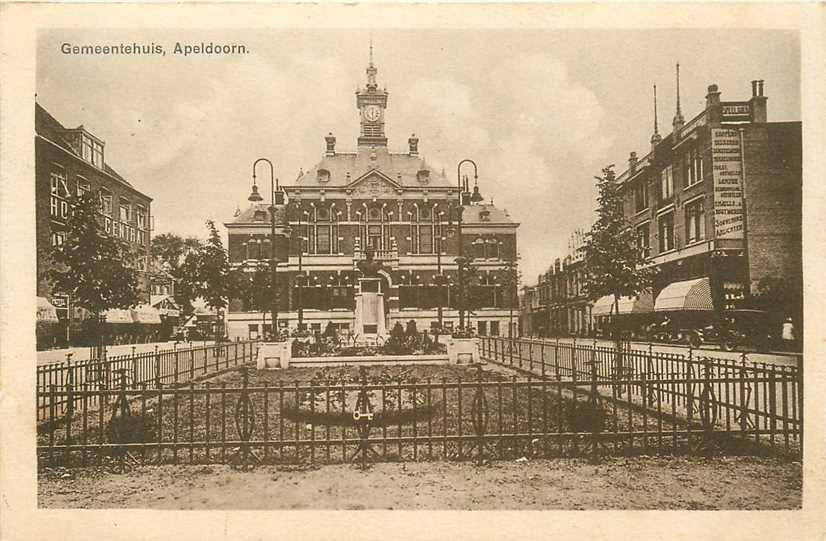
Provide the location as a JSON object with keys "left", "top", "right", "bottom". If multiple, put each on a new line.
{"left": 34, "top": 103, "right": 160, "bottom": 348}
{"left": 225, "top": 53, "right": 520, "bottom": 341}
{"left": 521, "top": 74, "right": 802, "bottom": 339}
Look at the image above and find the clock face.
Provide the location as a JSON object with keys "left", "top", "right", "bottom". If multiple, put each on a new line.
{"left": 364, "top": 105, "right": 382, "bottom": 122}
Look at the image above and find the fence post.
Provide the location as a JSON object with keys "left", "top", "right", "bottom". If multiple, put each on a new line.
{"left": 131, "top": 346, "right": 137, "bottom": 386}
{"left": 154, "top": 345, "right": 161, "bottom": 389}
{"left": 190, "top": 343, "right": 195, "bottom": 380}
{"left": 173, "top": 342, "right": 179, "bottom": 385}
{"left": 554, "top": 338, "right": 560, "bottom": 380}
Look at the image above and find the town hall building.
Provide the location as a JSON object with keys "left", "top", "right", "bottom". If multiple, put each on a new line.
{"left": 225, "top": 50, "right": 520, "bottom": 340}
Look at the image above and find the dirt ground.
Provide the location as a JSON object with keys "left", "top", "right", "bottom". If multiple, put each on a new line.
{"left": 38, "top": 455, "right": 800, "bottom": 510}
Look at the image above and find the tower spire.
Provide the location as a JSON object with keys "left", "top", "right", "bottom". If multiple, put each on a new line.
{"left": 672, "top": 63, "right": 685, "bottom": 132}
{"left": 369, "top": 36, "right": 374, "bottom": 67}
{"left": 366, "top": 38, "right": 377, "bottom": 89}
{"left": 651, "top": 84, "right": 662, "bottom": 149}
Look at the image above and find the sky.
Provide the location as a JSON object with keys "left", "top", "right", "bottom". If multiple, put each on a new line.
{"left": 36, "top": 28, "right": 800, "bottom": 283}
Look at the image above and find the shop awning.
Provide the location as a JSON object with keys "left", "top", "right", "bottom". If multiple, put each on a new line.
{"left": 131, "top": 304, "right": 162, "bottom": 325}
{"left": 104, "top": 309, "right": 133, "bottom": 324}
{"left": 654, "top": 277, "right": 714, "bottom": 312}
{"left": 37, "top": 297, "right": 59, "bottom": 322}
{"left": 591, "top": 292, "right": 655, "bottom": 316}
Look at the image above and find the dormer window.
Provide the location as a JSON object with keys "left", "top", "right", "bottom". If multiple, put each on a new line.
{"left": 318, "top": 168, "right": 330, "bottom": 183}
{"left": 253, "top": 210, "right": 268, "bottom": 221}
{"left": 80, "top": 133, "right": 104, "bottom": 168}
{"left": 416, "top": 169, "right": 430, "bottom": 184}
{"left": 479, "top": 210, "right": 491, "bottom": 222}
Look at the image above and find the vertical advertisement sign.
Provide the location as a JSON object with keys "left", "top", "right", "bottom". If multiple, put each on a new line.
{"left": 711, "top": 128, "right": 745, "bottom": 239}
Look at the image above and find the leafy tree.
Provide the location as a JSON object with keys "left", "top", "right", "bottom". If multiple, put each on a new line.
{"left": 48, "top": 192, "right": 141, "bottom": 346}
{"left": 151, "top": 232, "right": 203, "bottom": 314}
{"left": 196, "top": 220, "right": 231, "bottom": 311}
{"left": 151, "top": 232, "right": 201, "bottom": 270}
{"left": 582, "top": 165, "right": 653, "bottom": 380}
{"left": 583, "top": 165, "right": 653, "bottom": 321}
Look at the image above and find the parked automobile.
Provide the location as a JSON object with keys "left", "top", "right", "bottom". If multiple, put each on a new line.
{"left": 718, "top": 309, "right": 778, "bottom": 352}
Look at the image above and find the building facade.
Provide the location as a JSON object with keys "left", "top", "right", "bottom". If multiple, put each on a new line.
{"left": 520, "top": 76, "right": 802, "bottom": 338}
{"left": 226, "top": 53, "right": 520, "bottom": 340}
{"left": 519, "top": 230, "right": 590, "bottom": 338}
{"left": 614, "top": 78, "right": 801, "bottom": 331}
{"left": 36, "top": 103, "right": 154, "bottom": 346}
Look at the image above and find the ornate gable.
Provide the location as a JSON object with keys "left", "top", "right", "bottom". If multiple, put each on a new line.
{"left": 346, "top": 170, "right": 403, "bottom": 198}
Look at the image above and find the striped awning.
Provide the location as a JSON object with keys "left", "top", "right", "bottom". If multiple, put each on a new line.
{"left": 37, "top": 297, "right": 59, "bottom": 322}
{"left": 591, "top": 292, "right": 655, "bottom": 316}
{"left": 654, "top": 277, "right": 714, "bottom": 312}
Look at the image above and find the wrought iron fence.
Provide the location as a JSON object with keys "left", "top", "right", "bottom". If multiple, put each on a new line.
{"left": 37, "top": 340, "right": 259, "bottom": 423}
{"left": 37, "top": 359, "right": 800, "bottom": 472}
{"left": 479, "top": 337, "right": 802, "bottom": 449}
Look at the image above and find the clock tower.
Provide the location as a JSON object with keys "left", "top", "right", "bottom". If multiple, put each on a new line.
{"left": 356, "top": 40, "right": 388, "bottom": 148}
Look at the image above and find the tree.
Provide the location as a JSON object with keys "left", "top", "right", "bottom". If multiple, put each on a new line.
{"left": 151, "top": 232, "right": 201, "bottom": 270}
{"left": 151, "top": 232, "right": 203, "bottom": 314}
{"left": 582, "top": 165, "right": 653, "bottom": 376}
{"left": 49, "top": 191, "right": 141, "bottom": 348}
{"left": 194, "top": 220, "right": 232, "bottom": 339}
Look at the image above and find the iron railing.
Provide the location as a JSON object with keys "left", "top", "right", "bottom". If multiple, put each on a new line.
{"left": 37, "top": 359, "right": 800, "bottom": 471}
{"left": 479, "top": 336, "right": 802, "bottom": 447}
{"left": 37, "top": 340, "right": 259, "bottom": 423}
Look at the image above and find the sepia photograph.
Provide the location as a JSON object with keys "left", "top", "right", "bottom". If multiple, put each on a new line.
{"left": 2, "top": 3, "right": 825, "bottom": 540}
{"left": 30, "top": 25, "right": 805, "bottom": 511}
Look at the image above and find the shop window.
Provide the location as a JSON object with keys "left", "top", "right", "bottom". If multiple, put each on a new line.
{"left": 658, "top": 211, "right": 675, "bottom": 252}
{"left": 685, "top": 200, "right": 706, "bottom": 243}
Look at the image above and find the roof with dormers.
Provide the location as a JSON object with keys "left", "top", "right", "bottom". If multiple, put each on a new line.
{"left": 289, "top": 146, "right": 452, "bottom": 190}
{"left": 35, "top": 102, "right": 134, "bottom": 188}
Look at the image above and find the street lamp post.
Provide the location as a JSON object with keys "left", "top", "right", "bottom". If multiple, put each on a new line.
{"left": 456, "top": 159, "right": 477, "bottom": 331}
{"left": 250, "top": 158, "right": 283, "bottom": 340}
{"left": 296, "top": 209, "right": 310, "bottom": 331}
{"left": 436, "top": 210, "right": 446, "bottom": 330}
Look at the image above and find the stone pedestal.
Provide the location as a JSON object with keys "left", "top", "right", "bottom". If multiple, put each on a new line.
{"left": 354, "top": 290, "right": 386, "bottom": 339}
{"left": 256, "top": 339, "right": 293, "bottom": 370}
{"left": 447, "top": 337, "right": 481, "bottom": 364}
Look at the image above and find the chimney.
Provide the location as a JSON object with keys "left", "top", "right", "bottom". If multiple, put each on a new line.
{"left": 325, "top": 132, "right": 336, "bottom": 156}
{"left": 706, "top": 84, "right": 721, "bottom": 108}
{"left": 750, "top": 79, "right": 767, "bottom": 123}
{"left": 628, "top": 151, "right": 638, "bottom": 173}
{"left": 408, "top": 133, "right": 419, "bottom": 156}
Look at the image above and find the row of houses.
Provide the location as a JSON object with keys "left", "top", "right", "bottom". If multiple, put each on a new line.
{"left": 520, "top": 76, "right": 802, "bottom": 339}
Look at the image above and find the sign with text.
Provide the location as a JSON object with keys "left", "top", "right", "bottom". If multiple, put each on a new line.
{"left": 720, "top": 102, "right": 752, "bottom": 122}
{"left": 711, "top": 128, "right": 744, "bottom": 240}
